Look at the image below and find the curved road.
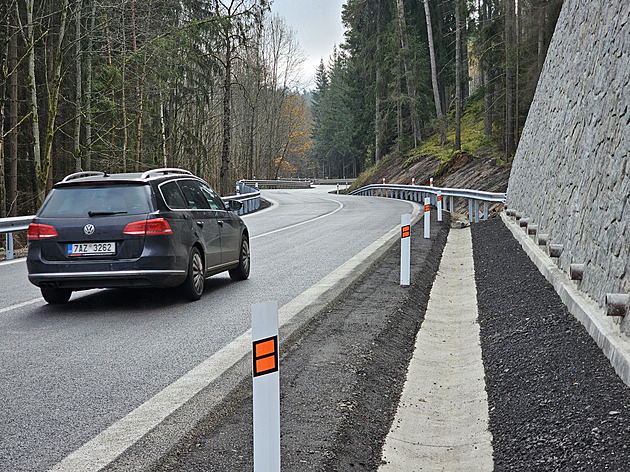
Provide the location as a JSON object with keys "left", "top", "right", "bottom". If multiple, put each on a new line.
{"left": 0, "top": 187, "right": 417, "bottom": 471}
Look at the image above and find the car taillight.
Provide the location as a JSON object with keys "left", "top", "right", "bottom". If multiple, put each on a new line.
{"left": 27, "top": 223, "right": 58, "bottom": 240}
{"left": 123, "top": 218, "right": 172, "bottom": 236}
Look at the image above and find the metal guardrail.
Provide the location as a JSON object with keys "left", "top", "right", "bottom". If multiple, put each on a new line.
{"left": 312, "top": 178, "right": 356, "bottom": 185}
{"left": 350, "top": 183, "right": 506, "bottom": 223}
{"left": 223, "top": 182, "right": 262, "bottom": 216}
{"left": 239, "top": 179, "right": 312, "bottom": 189}
{"left": 0, "top": 216, "right": 34, "bottom": 260}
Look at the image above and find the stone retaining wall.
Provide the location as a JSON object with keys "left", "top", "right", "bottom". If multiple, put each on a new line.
{"left": 506, "top": 1, "right": 630, "bottom": 320}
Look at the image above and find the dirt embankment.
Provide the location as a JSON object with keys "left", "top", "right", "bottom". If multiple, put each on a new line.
{"left": 355, "top": 152, "right": 511, "bottom": 216}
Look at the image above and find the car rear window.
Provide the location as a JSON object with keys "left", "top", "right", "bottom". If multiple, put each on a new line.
{"left": 38, "top": 185, "right": 152, "bottom": 217}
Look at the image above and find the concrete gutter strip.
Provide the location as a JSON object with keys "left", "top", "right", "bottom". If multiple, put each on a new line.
{"left": 501, "top": 213, "right": 630, "bottom": 388}
{"left": 379, "top": 227, "right": 493, "bottom": 471}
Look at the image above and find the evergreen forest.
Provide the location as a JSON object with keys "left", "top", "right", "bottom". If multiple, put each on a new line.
{"left": 312, "top": 0, "right": 563, "bottom": 180}
{"left": 0, "top": 0, "right": 563, "bottom": 216}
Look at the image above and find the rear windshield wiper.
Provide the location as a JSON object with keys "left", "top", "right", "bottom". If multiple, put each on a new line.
{"left": 88, "top": 210, "right": 128, "bottom": 217}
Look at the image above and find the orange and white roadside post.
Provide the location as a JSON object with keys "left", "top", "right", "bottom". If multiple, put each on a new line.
{"left": 252, "top": 301, "right": 280, "bottom": 472}
{"left": 400, "top": 214, "right": 411, "bottom": 287}
{"left": 430, "top": 177, "right": 434, "bottom": 187}
{"left": 424, "top": 197, "right": 431, "bottom": 239}
{"left": 412, "top": 177, "right": 415, "bottom": 185}
{"left": 437, "top": 191, "right": 443, "bottom": 222}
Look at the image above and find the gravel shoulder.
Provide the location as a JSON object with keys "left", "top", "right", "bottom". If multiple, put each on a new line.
{"left": 472, "top": 218, "right": 630, "bottom": 471}
{"left": 152, "top": 214, "right": 449, "bottom": 471}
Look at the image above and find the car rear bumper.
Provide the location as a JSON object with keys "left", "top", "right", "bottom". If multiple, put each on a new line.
{"left": 28, "top": 269, "right": 187, "bottom": 289}
{"left": 28, "top": 268, "right": 187, "bottom": 289}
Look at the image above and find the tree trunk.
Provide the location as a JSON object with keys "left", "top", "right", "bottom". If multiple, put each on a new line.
{"left": 423, "top": 0, "right": 446, "bottom": 145}
{"left": 73, "top": 0, "right": 83, "bottom": 172}
{"left": 396, "top": 0, "right": 421, "bottom": 148}
{"left": 220, "top": 36, "right": 232, "bottom": 195}
{"left": 482, "top": 0, "right": 492, "bottom": 138}
{"left": 121, "top": 7, "right": 128, "bottom": 172}
{"left": 9, "top": 22, "right": 19, "bottom": 215}
{"left": 505, "top": 0, "right": 516, "bottom": 158}
{"left": 455, "top": 0, "right": 462, "bottom": 151}
{"left": 85, "top": 0, "right": 95, "bottom": 170}
{"left": 0, "top": 27, "right": 6, "bottom": 218}
{"left": 24, "top": 0, "right": 43, "bottom": 204}
{"left": 104, "top": 14, "right": 116, "bottom": 162}
{"left": 42, "top": 0, "right": 70, "bottom": 195}
{"left": 374, "top": 0, "right": 382, "bottom": 163}
{"left": 159, "top": 90, "right": 167, "bottom": 167}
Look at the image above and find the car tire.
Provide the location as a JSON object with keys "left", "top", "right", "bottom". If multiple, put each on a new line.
{"left": 182, "top": 247, "right": 205, "bottom": 301}
{"left": 229, "top": 236, "right": 250, "bottom": 281}
{"left": 41, "top": 287, "right": 72, "bottom": 304}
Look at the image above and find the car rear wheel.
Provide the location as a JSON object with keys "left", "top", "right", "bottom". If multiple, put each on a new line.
{"left": 41, "top": 287, "right": 72, "bottom": 304}
{"left": 229, "top": 236, "right": 250, "bottom": 281}
{"left": 182, "top": 247, "right": 204, "bottom": 301}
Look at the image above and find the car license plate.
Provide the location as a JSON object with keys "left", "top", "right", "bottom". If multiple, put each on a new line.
{"left": 68, "top": 242, "right": 116, "bottom": 256}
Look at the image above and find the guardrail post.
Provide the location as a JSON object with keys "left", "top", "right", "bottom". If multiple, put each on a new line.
{"left": 400, "top": 214, "right": 411, "bottom": 287}
{"left": 6, "top": 233, "right": 14, "bottom": 260}
{"left": 424, "top": 197, "right": 431, "bottom": 239}
{"left": 437, "top": 191, "right": 443, "bottom": 222}
{"left": 474, "top": 200, "right": 480, "bottom": 223}
{"left": 449, "top": 196, "right": 454, "bottom": 213}
{"left": 483, "top": 202, "right": 489, "bottom": 221}
{"left": 468, "top": 199, "right": 473, "bottom": 223}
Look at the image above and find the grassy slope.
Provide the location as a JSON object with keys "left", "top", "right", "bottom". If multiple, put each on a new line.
{"left": 349, "top": 94, "right": 512, "bottom": 195}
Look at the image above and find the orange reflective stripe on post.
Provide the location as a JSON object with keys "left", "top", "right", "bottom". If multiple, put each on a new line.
{"left": 253, "top": 335, "right": 278, "bottom": 377}
{"left": 401, "top": 225, "right": 410, "bottom": 238}
{"left": 425, "top": 204, "right": 430, "bottom": 212}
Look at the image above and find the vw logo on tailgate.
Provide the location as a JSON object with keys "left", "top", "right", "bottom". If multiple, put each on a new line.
{"left": 83, "top": 224, "right": 95, "bottom": 235}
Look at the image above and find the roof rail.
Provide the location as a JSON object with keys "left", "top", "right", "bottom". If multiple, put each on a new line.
{"left": 61, "top": 171, "right": 108, "bottom": 182}
{"left": 140, "top": 168, "right": 193, "bottom": 179}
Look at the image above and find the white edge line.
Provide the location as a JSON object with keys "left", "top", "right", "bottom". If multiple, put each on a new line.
{"left": 0, "top": 257, "right": 26, "bottom": 267}
{"left": 241, "top": 195, "right": 279, "bottom": 218}
{"left": 50, "top": 200, "right": 421, "bottom": 472}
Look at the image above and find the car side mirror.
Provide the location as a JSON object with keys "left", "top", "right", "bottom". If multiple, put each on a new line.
{"left": 228, "top": 200, "right": 243, "bottom": 212}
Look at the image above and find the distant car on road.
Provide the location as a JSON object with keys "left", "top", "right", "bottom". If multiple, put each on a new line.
{"left": 27, "top": 168, "right": 250, "bottom": 304}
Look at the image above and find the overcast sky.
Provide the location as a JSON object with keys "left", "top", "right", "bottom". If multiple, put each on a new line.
{"left": 270, "top": 0, "right": 346, "bottom": 89}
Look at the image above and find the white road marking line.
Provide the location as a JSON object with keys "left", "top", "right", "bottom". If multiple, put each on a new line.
{"left": 0, "top": 257, "right": 26, "bottom": 267}
{"left": 50, "top": 201, "right": 421, "bottom": 472}
{"left": 0, "top": 298, "right": 42, "bottom": 314}
{"left": 251, "top": 198, "right": 344, "bottom": 240}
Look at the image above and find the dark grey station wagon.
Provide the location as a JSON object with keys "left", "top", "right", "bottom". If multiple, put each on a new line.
{"left": 27, "top": 168, "right": 250, "bottom": 304}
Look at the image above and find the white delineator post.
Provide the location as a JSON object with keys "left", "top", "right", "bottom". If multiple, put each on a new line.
{"left": 252, "top": 301, "right": 281, "bottom": 472}
{"left": 412, "top": 177, "right": 415, "bottom": 185}
{"left": 400, "top": 214, "right": 411, "bottom": 287}
{"left": 430, "top": 177, "right": 433, "bottom": 187}
{"left": 437, "top": 191, "right": 443, "bottom": 222}
{"left": 424, "top": 197, "right": 431, "bottom": 239}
